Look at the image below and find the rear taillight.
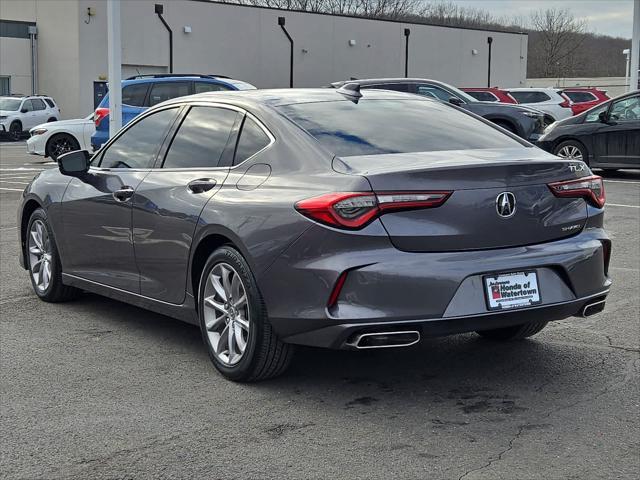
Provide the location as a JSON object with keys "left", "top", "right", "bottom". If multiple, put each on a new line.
{"left": 295, "top": 191, "right": 452, "bottom": 229}
{"left": 93, "top": 107, "right": 109, "bottom": 128}
{"left": 548, "top": 175, "right": 605, "bottom": 208}
{"left": 559, "top": 99, "right": 572, "bottom": 108}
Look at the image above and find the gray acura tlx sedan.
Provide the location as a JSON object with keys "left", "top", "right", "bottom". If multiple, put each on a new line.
{"left": 18, "top": 87, "right": 611, "bottom": 381}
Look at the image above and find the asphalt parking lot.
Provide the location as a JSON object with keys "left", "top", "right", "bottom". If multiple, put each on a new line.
{"left": 0, "top": 141, "right": 638, "bottom": 479}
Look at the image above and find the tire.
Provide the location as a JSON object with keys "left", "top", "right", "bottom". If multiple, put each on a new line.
{"left": 26, "top": 208, "right": 80, "bottom": 302}
{"left": 9, "top": 121, "right": 22, "bottom": 141}
{"left": 554, "top": 140, "right": 589, "bottom": 165}
{"left": 198, "top": 246, "right": 293, "bottom": 382}
{"left": 476, "top": 321, "right": 548, "bottom": 341}
{"left": 46, "top": 133, "right": 80, "bottom": 161}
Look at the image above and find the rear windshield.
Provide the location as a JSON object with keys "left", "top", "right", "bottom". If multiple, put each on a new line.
{"left": 277, "top": 99, "right": 523, "bottom": 157}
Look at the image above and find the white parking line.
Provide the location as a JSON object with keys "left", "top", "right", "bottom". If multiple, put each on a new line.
{"left": 604, "top": 180, "right": 640, "bottom": 185}
{"left": 0, "top": 168, "right": 47, "bottom": 172}
{"left": 0, "top": 181, "right": 30, "bottom": 185}
{"left": 608, "top": 203, "right": 640, "bottom": 209}
{"left": 0, "top": 187, "right": 24, "bottom": 192}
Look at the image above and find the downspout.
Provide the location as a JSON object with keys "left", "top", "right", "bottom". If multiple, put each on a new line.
{"left": 278, "top": 17, "right": 293, "bottom": 88}
{"left": 28, "top": 26, "right": 38, "bottom": 95}
{"left": 155, "top": 4, "right": 173, "bottom": 73}
{"left": 404, "top": 28, "right": 410, "bottom": 77}
{"left": 487, "top": 36, "right": 493, "bottom": 87}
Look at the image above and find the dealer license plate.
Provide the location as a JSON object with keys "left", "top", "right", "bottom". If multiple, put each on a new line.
{"left": 484, "top": 271, "right": 541, "bottom": 310}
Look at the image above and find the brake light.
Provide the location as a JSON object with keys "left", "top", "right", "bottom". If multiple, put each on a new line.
{"left": 548, "top": 175, "right": 605, "bottom": 208}
{"left": 295, "top": 191, "right": 452, "bottom": 229}
{"left": 93, "top": 107, "right": 109, "bottom": 128}
{"left": 559, "top": 98, "right": 572, "bottom": 108}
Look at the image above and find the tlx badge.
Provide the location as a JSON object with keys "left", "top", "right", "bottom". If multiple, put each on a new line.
{"left": 568, "top": 163, "right": 586, "bottom": 172}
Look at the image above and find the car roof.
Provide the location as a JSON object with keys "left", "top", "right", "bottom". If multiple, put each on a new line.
{"left": 506, "top": 88, "right": 562, "bottom": 93}
{"left": 157, "top": 88, "right": 431, "bottom": 108}
{"left": 121, "top": 75, "right": 247, "bottom": 86}
{"left": 331, "top": 78, "right": 449, "bottom": 87}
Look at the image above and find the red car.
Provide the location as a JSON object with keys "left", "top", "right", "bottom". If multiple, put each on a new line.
{"left": 559, "top": 88, "right": 610, "bottom": 115}
{"left": 461, "top": 87, "right": 517, "bottom": 104}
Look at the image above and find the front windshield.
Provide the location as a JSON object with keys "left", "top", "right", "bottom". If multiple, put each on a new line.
{"left": 0, "top": 98, "right": 22, "bottom": 111}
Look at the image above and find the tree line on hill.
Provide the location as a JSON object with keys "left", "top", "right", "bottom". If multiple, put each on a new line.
{"left": 220, "top": 0, "right": 632, "bottom": 79}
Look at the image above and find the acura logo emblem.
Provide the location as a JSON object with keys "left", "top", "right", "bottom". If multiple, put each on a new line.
{"left": 496, "top": 192, "right": 516, "bottom": 218}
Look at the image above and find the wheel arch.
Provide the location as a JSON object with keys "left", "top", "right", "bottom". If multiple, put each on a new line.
{"left": 189, "top": 226, "right": 254, "bottom": 302}
{"left": 19, "top": 198, "right": 44, "bottom": 269}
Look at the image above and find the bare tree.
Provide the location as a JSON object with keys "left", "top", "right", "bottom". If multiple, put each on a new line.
{"left": 528, "top": 8, "right": 587, "bottom": 78}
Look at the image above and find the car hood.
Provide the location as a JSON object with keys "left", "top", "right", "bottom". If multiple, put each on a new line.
{"left": 30, "top": 118, "right": 92, "bottom": 130}
{"left": 0, "top": 110, "right": 19, "bottom": 116}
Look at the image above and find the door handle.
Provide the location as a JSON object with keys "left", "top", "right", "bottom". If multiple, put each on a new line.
{"left": 187, "top": 178, "right": 217, "bottom": 194}
{"left": 113, "top": 186, "right": 135, "bottom": 202}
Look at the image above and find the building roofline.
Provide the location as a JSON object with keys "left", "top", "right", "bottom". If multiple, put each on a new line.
{"left": 188, "top": 0, "right": 528, "bottom": 36}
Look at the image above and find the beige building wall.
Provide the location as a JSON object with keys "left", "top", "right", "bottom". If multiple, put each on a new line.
{"left": 0, "top": 36, "right": 32, "bottom": 94}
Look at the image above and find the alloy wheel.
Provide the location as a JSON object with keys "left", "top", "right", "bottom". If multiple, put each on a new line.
{"left": 202, "top": 262, "right": 250, "bottom": 366}
{"left": 50, "top": 137, "right": 75, "bottom": 159}
{"left": 28, "top": 219, "right": 53, "bottom": 292}
{"left": 556, "top": 145, "right": 583, "bottom": 161}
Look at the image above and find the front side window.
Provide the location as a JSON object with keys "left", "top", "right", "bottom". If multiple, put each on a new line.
{"left": 234, "top": 117, "right": 271, "bottom": 165}
{"left": 149, "top": 82, "right": 190, "bottom": 107}
{"left": 99, "top": 108, "right": 178, "bottom": 169}
{"left": 194, "top": 82, "right": 232, "bottom": 94}
{"left": 21, "top": 100, "right": 34, "bottom": 112}
{"left": 122, "top": 83, "right": 149, "bottom": 107}
{"left": 163, "top": 106, "right": 238, "bottom": 169}
{"left": 278, "top": 99, "right": 522, "bottom": 158}
{"left": 610, "top": 96, "right": 640, "bottom": 122}
{"left": 585, "top": 103, "right": 609, "bottom": 123}
{"left": 30, "top": 98, "right": 46, "bottom": 110}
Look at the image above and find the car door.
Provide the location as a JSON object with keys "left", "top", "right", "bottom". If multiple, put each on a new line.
{"left": 30, "top": 98, "right": 49, "bottom": 124}
{"left": 20, "top": 100, "right": 39, "bottom": 129}
{"left": 132, "top": 103, "right": 242, "bottom": 303}
{"left": 60, "top": 106, "right": 180, "bottom": 292}
{"left": 592, "top": 94, "right": 640, "bottom": 168}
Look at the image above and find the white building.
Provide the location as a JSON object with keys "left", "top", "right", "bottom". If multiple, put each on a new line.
{"left": 0, "top": 0, "right": 529, "bottom": 119}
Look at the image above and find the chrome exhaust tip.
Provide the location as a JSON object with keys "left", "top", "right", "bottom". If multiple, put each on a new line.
{"left": 581, "top": 300, "right": 606, "bottom": 317}
{"left": 348, "top": 330, "right": 420, "bottom": 349}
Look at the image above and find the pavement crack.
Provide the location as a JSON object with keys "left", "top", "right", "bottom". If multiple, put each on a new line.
{"left": 458, "top": 425, "right": 526, "bottom": 480}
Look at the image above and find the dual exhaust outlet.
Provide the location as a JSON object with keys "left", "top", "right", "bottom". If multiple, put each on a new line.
{"left": 580, "top": 299, "right": 606, "bottom": 317}
{"left": 348, "top": 330, "right": 421, "bottom": 349}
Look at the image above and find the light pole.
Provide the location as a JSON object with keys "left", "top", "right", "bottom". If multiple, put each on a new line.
{"left": 107, "top": 0, "right": 122, "bottom": 136}
{"left": 631, "top": 0, "right": 639, "bottom": 91}
{"left": 623, "top": 48, "right": 631, "bottom": 91}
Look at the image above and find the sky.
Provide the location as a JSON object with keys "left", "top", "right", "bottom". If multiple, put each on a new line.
{"left": 451, "top": 0, "right": 635, "bottom": 38}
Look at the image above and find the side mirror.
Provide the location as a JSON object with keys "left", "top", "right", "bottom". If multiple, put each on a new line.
{"left": 448, "top": 96, "right": 464, "bottom": 106}
{"left": 598, "top": 111, "right": 614, "bottom": 124}
{"left": 21, "top": 108, "right": 28, "bottom": 113}
{"left": 58, "top": 150, "right": 90, "bottom": 176}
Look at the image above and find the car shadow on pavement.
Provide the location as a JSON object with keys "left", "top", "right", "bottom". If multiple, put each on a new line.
{"left": 69, "top": 292, "right": 605, "bottom": 414}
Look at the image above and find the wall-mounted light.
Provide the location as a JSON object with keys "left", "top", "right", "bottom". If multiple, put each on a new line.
{"left": 348, "top": 39, "right": 356, "bottom": 46}
{"left": 183, "top": 26, "right": 192, "bottom": 34}
{"left": 471, "top": 49, "right": 478, "bottom": 55}
{"left": 301, "top": 48, "right": 308, "bottom": 54}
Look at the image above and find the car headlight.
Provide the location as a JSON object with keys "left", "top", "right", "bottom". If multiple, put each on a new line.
{"left": 30, "top": 128, "right": 48, "bottom": 136}
{"left": 543, "top": 122, "right": 557, "bottom": 134}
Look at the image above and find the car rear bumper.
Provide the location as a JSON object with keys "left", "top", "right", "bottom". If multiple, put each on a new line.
{"left": 278, "top": 289, "right": 609, "bottom": 349}
{"left": 260, "top": 223, "right": 611, "bottom": 349}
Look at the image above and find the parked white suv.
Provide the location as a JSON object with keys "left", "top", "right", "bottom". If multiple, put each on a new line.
{"left": 505, "top": 88, "right": 573, "bottom": 123}
{"left": 0, "top": 95, "right": 61, "bottom": 140}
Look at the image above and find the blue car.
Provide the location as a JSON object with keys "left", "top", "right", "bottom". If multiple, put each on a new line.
{"left": 91, "top": 74, "right": 256, "bottom": 150}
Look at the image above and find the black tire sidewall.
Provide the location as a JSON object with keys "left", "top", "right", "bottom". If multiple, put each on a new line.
{"left": 26, "top": 208, "right": 61, "bottom": 300}
{"left": 9, "top": 121, "right": 22, "bottom": 141}
{"left": 198, "top": 246, "right": 264, "bottom": 381}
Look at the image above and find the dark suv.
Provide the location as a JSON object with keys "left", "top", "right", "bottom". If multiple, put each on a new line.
{"left": 331, "top": 78, "right": 545, "bottom": 141}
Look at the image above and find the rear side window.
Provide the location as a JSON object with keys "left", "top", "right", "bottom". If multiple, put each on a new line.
{"left": 194, "top": 81, "right": 232, "bottom": 94}
{"left": 468, "top": 91, "right": 498, "bottom": 102}
{"left": 30, "top": 98, "right": 46, "bottom": 110}
{"left": 509, "top": 91, "right": 551, "bottom": 103}
{"left": 163, "top": 106, "right": 238, "bottom": 169}
{"left": 277, "top": 99, "right": 522, "bottom": 157}
{"left": 100, "top": 108, "right": 178, "bottom": 169}
{"left": 234, "top": 117, "right": 271, "bottom": 165}
{"left": 122, "top": 83, "right": 149, "bottom": 107}
{"left": 149, "top": 81, "right": 191, "bottom": 107}
{"left": 44, "top": 98, "right": 55, "bottom": 108}
{"left": 416, "top": 85, "right": 456, "bottom": 102}
{"left": 564, "top": 91, "right": 597, "bottom": 103}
